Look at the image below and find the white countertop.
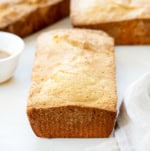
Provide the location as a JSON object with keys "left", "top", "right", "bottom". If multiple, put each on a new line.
{"left": 0, "top": 18, "right": 150, "bottom": 151}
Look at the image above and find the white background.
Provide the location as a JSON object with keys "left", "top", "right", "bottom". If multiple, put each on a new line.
{"left": 0, "top": 18, "right": 150, "bottom": 151}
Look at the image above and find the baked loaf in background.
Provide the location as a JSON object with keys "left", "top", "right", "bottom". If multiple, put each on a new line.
{"left": 0, "top": 0, "right": 69, "bottom": 37}
{"left": 71, "top": 0, "right": 150, "bottom": 45}
{"left": 27, "top": 29, "right": 117, "bottom": 138}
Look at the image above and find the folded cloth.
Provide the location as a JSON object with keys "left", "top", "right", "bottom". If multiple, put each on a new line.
{"left": 116, "top": 73, "right": 150, "bottom": 151}
{"left": 87, "top": 73, "right": 150, "bottom": 151}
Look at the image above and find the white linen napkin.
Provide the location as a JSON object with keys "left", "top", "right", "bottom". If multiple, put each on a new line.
{"left": 86, "top": 73, "right": 150, "bottom": 151}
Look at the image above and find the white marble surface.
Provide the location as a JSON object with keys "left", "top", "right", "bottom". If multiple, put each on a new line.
{"left": 0, "top": 18, "right": 150, "bottom": 151}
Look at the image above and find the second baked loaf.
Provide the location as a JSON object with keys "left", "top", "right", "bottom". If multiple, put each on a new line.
{"left": 0, "top": 0, "right": 69, "bottom": 37}
{"left": 71, "top": 0, "right": 150, "bottom": 45}
{"left": 27, "top": 29, "right": 117, "bottom": 138}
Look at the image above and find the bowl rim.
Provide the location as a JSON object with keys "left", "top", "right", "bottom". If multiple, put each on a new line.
{"left": 0, "top": 31, "right": 25, "bottom": 62}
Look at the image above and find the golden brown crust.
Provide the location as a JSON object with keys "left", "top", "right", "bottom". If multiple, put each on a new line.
{"left": 73, "top": 19, "right": 150, "bottom": 45}
{"left": 71, "top": 0, "right": 150, "bottom": 45}
{"left": 27, "top": 106, "right": 116, "bottom": 138}
{"left": 0, "top": 0, "right": 69, "bottom": 37}
{"left": 27, "top": 29, "right": 117, "bottom": 138}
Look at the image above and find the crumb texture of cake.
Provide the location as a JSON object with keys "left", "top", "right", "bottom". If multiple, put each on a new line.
{"left": 0, "top": 0, "right": 69, "bottom": 37}
{"left": 27, "top": 29, "right": 117, "bottom": 138}
{"left": 71, "top": 0, "right": 150, "bottom": 44}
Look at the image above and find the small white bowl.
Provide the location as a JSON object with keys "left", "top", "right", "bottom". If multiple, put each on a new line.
{"left": 0, "top": 32, "right": 25, "bottom": 83}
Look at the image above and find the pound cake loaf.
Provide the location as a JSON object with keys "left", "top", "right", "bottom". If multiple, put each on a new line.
{"left": 0, "top": 0, "right": 69, "bottom": 37}
{"left": 27, "top": 29, "right": 117, "bottom": 138}
{"left": 71, "top": 0, "right": 150, "bottom": 45}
